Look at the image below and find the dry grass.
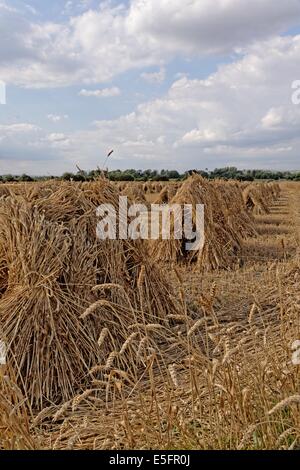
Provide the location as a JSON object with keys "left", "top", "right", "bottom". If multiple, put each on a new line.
{"left": 0, "top": 179, "right": 299, "bottom": 450}
{"left": 0, "top": 179, "right": 178, "bottom": 411}
{"left": 151, "top": 175, "right": 257, "bottom": 270}
{"left": 0, "top": 366, "right": 36, "bottom": 449}
{"left": 242, "top": 182, "right": 280, "bottom": 215}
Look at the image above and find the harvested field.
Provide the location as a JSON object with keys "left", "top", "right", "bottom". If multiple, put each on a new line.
{"left": 0, "top": 179, "right": 299, "bottom": 450}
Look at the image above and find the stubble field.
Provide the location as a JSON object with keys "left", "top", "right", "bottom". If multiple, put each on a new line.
{"left": 0, "top": 176, "right": 299, "bottom": 450}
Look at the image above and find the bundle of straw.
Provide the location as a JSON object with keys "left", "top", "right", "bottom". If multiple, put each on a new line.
{"left": 152, "top": 175, "right": 257, "bottom": 270}
{"left": 0, "top": 180, "right": 178, "bottom": 408}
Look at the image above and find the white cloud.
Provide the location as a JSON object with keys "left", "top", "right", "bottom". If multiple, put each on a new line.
{"left": 63, "top": 0, "right": 93, "bottom": 15}
{"left": 1, "top": 1, "right": 300, "bottom": 87}
{"left": 60, "top": 35, "right": 300, "bottom": 170}
{"left": 45, "top": 133, "right": 71, "bottom": 149}
{"left": 46, "top": 133, "right": 67, "bottom": 142}
{"left": 2, "top": 27, "right": 300, "bottom": 173}
{"left": 141, "top": 68, "right": 166, "bottom": 84}
{"left": 261, "top": 108, "right": 283, "bottom": 129}
{"left": 0, "top": 1, "right": 18, "bottom": 13}
{"left": 0, "top": 123, "right": 40, "bottom": 134}
{"left": 127, "top": 0, "right": 300, "bottom": 55}
{"left": 181, "top": 128, "right": 227, "bottom": 143}
{"left": 79, "top": 87, "right": 121, "bottom": 98}
{"left": 47, "top": 114, "right": 69, "bottom": 122}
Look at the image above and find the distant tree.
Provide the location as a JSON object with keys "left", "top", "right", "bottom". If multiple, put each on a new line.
{"left": 293, "top": 172, "right": 300, "bottom": 181}
{"left": 167, "top": 170, "right": 180, "bottom": 179}
{"left": 151, "top": 175, "right": 169, "bottom": 181}
{"left": 19, "top": 174, "right": 33, "bottom": 182}
{"left": 143, "top": 169, "right": 152, "bottom": 179}
{"left": 186, "top": 169, "right": 200, "bottom": 177}
{"left": 3, "top": 174, "right": 16, "bottom": 183}
{"left": 54, "top": 167, "right": 299, "bottom": 183}
{"left": 198, "top": 170, "right": 209, "bottom": 179}
{"left": 136, "top": 176, "right": 148, "bottom": 182}
{"left": 87, "top": 169, "right": 101, "bottom": 180}
{"left": 61, "top": 172, "right": 74, "bottom": 181}
{"left": 237, "top": 175, "right": 254, "bottom": 182}
{"left": 73, "top": 173, "right": 86, "bottom": 182}
{"left": 121, "top": 173, "right": 135, "bottom": 181}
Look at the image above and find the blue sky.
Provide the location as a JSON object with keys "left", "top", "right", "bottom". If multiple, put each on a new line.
{"left": 0, "top": 0, "right": 300, "bottom": 175}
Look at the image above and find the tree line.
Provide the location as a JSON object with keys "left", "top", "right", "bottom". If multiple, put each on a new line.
{"left": 1, "top": 167, "right": 300, "bottom": 183}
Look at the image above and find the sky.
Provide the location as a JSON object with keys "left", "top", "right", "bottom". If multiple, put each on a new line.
{"left": 0, "top": 0, "right": 300, "bottom": 175}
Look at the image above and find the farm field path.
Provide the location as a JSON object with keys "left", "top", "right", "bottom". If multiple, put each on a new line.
{"left": 179, "top": 182, "right": 299, "bottom": 327}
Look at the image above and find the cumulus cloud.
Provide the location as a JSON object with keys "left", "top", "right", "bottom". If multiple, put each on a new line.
{"left": 127, "top": 0, "right": 300, "bottom": 55}
{"left": 141, "top": 68, "right": 166, "bottom": 84}
{"left": 0, "top": 123, "right": 41, "bottom": 134}
{"left": 45, "top": 133, "right": 71, "bottom": 149}
{"left": 5, "top": 32, "right": 300, "bottom": 172}
{"left": 46, "top": 133, "right": 68, "bottom": 142}
{"left": 60, "top": 35, "right": 300, "bottom": 170}
{"left": 261, "top": 108, "right": 284, "bottom": 129}
{"left": 0, "top": 1, "right": 18, "bottom": 13}
{"left": 63, "top": 0, "right": 93, "bottom": 15}
{"left": 79, "top": 87, "right": 121, "bottom": 97}
{"left": 47, "top": 114, "right": 69, "bottom": 122}
{"left": 1, "top": 0, "right": 300, "bottom": 87}
{"left": 0, "top": 122, "right": 58, "bottom": 173}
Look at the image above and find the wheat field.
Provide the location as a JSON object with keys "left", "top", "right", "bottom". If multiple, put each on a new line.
{"left": 0, "top": 177, "right": 299, "bottom": 450}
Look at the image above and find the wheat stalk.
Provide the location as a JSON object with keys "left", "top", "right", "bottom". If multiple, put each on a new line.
{"left": 105, "top": 351, "right": 118, "bottom": 370}
{"left": 80, "top": 300, "right": 114, "bottom": 319}
{"left": 187, "top": 318, "right": 207, "bottom": 337}
{"left": 137, "top": 265, "right": 145, "bottom": 289}
{"left": 119, "top": 333, "right": 137, "bottom": 355}
{"left": 137, "top": 337, "right": 148, "bottom": 360}
{"left": 52, "top": 400, "right": 72, "bottom": 422}
{"left": 248, "top": 303, "right": 257, "bottom": 323}
{"left": 98, "top": 328, "right": 109, "bottom": 348}
{"left": 268, "top": 395, "right": 300, "bottom": 415}
{"left": 168, "top": 364, "right": 179, "bottom": 388}
{"left": 72, "top": 390, "right": 94, "bottom": 412}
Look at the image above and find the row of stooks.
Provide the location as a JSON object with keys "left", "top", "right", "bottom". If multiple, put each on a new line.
{"left": 119, "top": 176, "right": 280, "bottom": 269}
{"left": 0, "top": 176, "right": 282, "bottom": 446}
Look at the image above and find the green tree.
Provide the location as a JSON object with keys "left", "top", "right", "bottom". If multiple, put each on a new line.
{"left": 61, "top": 172, "right": 74, "bottom": 181}
{"left": 3, "top": 174, "right": 16, "bottom": 182}
{"left": 19, "top": 174, "right": 34, "bottom": 182}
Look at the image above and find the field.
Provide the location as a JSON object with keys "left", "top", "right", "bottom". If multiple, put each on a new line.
{"left": 0, "top": 176, "right": 299, "bottom": 450}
